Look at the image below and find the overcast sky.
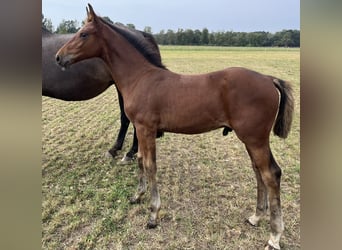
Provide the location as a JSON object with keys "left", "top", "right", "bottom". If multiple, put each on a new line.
{"left": 42, "top": 0, "right": 300, "bottom": 33}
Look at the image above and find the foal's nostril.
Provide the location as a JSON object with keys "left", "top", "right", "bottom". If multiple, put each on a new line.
{"left": 56, "top": 55, "right": 60, "bottom": 63}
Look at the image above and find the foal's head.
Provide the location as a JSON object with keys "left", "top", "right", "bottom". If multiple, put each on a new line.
{"left": 55, "top": 4, "right": 103, "bottom": 69}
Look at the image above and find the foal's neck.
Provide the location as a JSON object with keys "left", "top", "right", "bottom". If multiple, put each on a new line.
{"left": 100, "top": 25, "right": 157, "bottom": 96}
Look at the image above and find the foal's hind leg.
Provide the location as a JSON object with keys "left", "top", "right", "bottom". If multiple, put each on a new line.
{"left": 130, "top": 151, "right": 147, "bottom": 204}
{"left": 246, "top": 144, "right": 284, "bottom": 250}
{"left": 246, "top": 149, "right": 269, "bottom": 226}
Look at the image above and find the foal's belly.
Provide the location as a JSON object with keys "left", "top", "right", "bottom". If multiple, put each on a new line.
{"left": 159, "top": 108, "right": 228, "bottom": 134}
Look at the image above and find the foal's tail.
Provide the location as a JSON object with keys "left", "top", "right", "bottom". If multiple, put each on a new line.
{"left": 272, "top": 79, "right": 294, "bottom": 139}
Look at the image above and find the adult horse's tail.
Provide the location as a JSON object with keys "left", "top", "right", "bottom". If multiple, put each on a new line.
{"left": 273, "top": 79, "right": 294, "bottom": 139}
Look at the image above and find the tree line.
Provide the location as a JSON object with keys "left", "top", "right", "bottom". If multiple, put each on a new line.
{"left": 154, "top": 28, "right": 299, "bottom": 47}
{"left": 42, "top": 14, "right": 299, "bottom": 47}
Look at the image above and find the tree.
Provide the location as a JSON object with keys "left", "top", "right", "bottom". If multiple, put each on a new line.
{"left": 42, "top": 14, "right": 53, "bottom": 32}
{"left": 184, "top": 29, "right": 194, "bottom": 44}
{"left": 176, "top": 28, "right": 186, "bottom": 45}
{"left": 193, "top": 29, "right": 202, "bottom": 45}
{"left": 144, "top": 26, "right": 152, "bottom": 34}
{"left": 280, "top": 30, "right": 293, "bottom": 47}
{"left": 126, "top": 23, "right": 136, "bottom": 30}
{"left": 102, "top": 16, "right": 114, "bottom": 24}
{"left": 247, "top": 32, "right": 270, "bottom": 47}
{"left": 153, "top": 27, "right": 299, "bottom": 47}
{"left": 114, "top": 22, "right": 125, "bottom": 27}
{"left": 201, "top": 28, "right": 209, "bottom": 45}
{"left": 166, "top": 29, "right": 176, "bottom": 45}
{"left": 284, "top": 30, "right": 300, "bottom": 47}
{"left": 56, "top": 19, "right": 79, "bottom": 34}
{"left": 291, "top": 30, "right": 300, "bottom": 47}
{"left": 208, "top": 33, "right": 216, "bottom": 45}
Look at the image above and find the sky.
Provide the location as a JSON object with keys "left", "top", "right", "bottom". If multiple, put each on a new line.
{"left": 42, "top": 0, "right": 300, "bottom": 33}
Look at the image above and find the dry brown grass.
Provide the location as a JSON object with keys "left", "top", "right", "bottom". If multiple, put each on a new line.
{"left": 42, "top": 46, "right": 300, "bottom": 249}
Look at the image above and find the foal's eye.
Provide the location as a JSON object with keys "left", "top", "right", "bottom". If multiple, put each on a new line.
{"left": 80, "top": 32, "right": 88, "bottom": 38}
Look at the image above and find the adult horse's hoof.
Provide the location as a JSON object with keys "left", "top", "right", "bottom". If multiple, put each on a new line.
{"left": 104, "top": 151, "right": 115, "bottom": 159}
{"left": 146, "top": 219, "right": 158, "bottom": 229}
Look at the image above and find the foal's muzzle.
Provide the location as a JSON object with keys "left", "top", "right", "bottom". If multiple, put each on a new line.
{"left": 55, "top": 54, "right": 71, "bottom": 71}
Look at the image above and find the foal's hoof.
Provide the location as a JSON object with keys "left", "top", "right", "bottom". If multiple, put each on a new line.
{"left": 129, "top": 197, "right": 141, "bottom": 204}
{"left": 264, "top": 243, "right": 280, "bottom": 250}
{"left": 146, "top": 219, "right": 158, "bottom": 229}
{"left": 245, "top": 217, "right": 258, "bottom": 227}
{"left": 120, "top": 155, "right": 135, "bottom": 164}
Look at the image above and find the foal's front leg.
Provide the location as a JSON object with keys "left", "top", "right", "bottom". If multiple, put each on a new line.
{"left": 145, "top": 149, "right": 160, "bottom": 228}
{"left": 133, "top": 126, "right": 160, "bottom": 228}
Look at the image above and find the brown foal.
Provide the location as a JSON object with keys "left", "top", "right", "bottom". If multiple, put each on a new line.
{"left": 55, "top": 4, "right": 294, "bottom": 249}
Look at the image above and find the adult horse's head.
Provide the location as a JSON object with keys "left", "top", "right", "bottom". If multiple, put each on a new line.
{"left": 55, "top": 4, "right": 101, "bottom": 69}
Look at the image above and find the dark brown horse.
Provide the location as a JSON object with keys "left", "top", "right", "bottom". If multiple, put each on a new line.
{"left": 56, "top": 5, "right": 294, "bottom": 250}
{"left": 42, "top": 26, "right": 164, "bottom": 161}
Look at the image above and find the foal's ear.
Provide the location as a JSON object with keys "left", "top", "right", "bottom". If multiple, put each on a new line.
{"left": 86, "top": 3, "right": 98, "bottom": 23}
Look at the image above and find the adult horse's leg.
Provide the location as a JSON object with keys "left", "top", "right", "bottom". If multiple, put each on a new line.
{"left": 122, "top": 128, "right": 163, "bottom": 162}
{"left": 107, "top": 89, "right": 129, "bottom": 157}
{"left": 107, "top": 88, "right": 138, "bottom": 161}
{"left": 132, "top": 125, "right": 160, "bottom": 228}
{"left": 246, "top": 147, "right": 269, "bottom": 226}
{"left": 121, "top": 126, "right": 138, "bottom": 162}
{"left": 246, "top": 144, "right": 284, "bottom": 250}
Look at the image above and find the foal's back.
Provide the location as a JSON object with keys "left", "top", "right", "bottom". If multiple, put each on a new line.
{"left": 135, "top": 67, "right": 279, "bottom": 135}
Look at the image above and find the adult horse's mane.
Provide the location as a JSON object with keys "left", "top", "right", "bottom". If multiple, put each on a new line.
{"left": 98, "top": 17, "right": 167, "bottom": 69}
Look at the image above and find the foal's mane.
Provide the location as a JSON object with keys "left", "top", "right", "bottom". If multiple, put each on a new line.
{"left": 98, "top": 17, "right": 166, "bottom": 69}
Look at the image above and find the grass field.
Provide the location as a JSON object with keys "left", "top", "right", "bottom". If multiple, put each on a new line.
{"left": 42, "top": 46, "right": 300, "bottom": 249}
